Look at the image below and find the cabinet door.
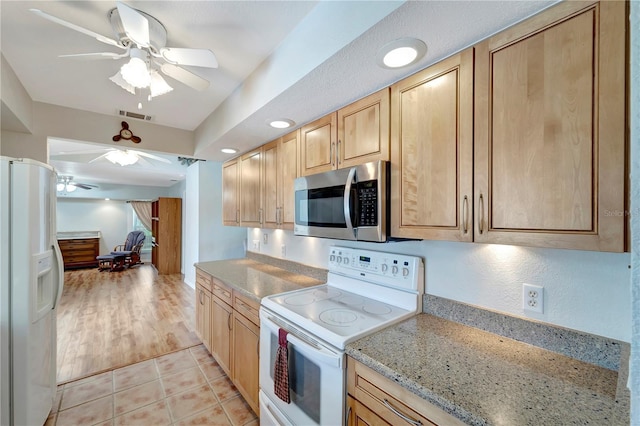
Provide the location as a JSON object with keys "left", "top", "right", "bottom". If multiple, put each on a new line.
{"left": 390, "top": 49, "right": 474, "bottom": 242}
{"left": 232, "top": 312, "right": 260, "bottom": 414}
{"left": 222, "top": 159, "right": 240, "bottom": 226}
{"left": 240, "top": 148, "right": 263, "bottom": 227}
{"left": 278, "top": 129, "right": 299, "bottom": 229}
{"left": 474, "top": 1, "right": 626, "bottom": 251}
{"left": 211, "top": 296, "right": 233, "bottom": 376}
{"left": 338, "top": 88, "right": 390, "bottom": 169}
{"left": 196, "top": 287, "right": 212, "bottom": 352}
{"left": 300, "top": 113, "right": 337, "bottom": 176}
{"left": 347, "top": 396, "right": 388, "bottom": 426}
{"left": 263, "top": 140, "right": 279, "bottom": 229}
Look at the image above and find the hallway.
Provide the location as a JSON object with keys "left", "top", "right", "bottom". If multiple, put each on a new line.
{"left": 57, "top": 265, "right": 200, "bottom": 384}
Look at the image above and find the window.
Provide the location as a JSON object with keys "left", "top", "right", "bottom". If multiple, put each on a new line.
{"left": 132, "top": 211, "right": 153, "bottom": 252}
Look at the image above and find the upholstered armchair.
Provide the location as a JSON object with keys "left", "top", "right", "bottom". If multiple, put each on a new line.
{"left": 111, "top": 230, "right": 146, "bottom": 267}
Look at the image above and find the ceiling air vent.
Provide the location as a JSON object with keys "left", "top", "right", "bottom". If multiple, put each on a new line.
{"left": 118, "top": 110, "right": 153, "bottom": 121}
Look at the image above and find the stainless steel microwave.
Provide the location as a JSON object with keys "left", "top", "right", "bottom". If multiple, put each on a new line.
{"left": 294, "top": 160, "right": 388, "bottom": 242}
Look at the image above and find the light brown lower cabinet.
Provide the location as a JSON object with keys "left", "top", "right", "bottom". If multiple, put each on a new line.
{"left": 347, "top": 357, "right": 465, "bottom": 426}
{"left": 195, "top": 270, "right": 261, "bottom": 415}
{"left": 232, "top": 304, "right": 260, "bottom": 413}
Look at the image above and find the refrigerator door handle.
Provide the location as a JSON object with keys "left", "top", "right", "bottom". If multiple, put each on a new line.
{"left": 52, "top": 242, "right": 64, "bottom": 310}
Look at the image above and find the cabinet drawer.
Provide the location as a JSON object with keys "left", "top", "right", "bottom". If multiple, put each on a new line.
{"left": 196, "top": 270, "right": 212, "bottom": 293}
{"left": 211, "top": 277, "right": 233, "bottom": 305}
{"left": 347, "top": 357, "right": 464, "bottom": 426}
{"left": 233, "top": 293, "right": 260, "bottom": 325}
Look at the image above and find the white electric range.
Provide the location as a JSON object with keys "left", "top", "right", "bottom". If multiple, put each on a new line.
{"left": 259, "top": 246, "right": 424, "bottom": 426}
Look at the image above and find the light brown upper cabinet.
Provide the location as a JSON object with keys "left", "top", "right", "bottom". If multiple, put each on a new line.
{"left": 390, "top": 49, "right": 474, "bottom": 242}
{"left": 222, "top": 158, "right": 240, "bottom": 226}
{"left": 239, "top": 148, "right": 263, "bottom": 227}
{"left": 474, "top": 0, "right": 627, "bottom": 251}
{"left": 263, "top": 129, "right": 300, "bottom": 229}
{"left": 300, "top": 88, "right": 390, "bottom": 176}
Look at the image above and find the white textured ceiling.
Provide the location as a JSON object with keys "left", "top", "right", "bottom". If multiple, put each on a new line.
{"left": 1, "top": 0, "right": 556, "bottom": 186}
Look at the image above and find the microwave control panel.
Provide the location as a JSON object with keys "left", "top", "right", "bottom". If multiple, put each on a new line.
{"left": 328, "top": 246, "right": 423, "bottom": 291}
{"left": 357, "top": 180, "right": 378, "bottom": 226}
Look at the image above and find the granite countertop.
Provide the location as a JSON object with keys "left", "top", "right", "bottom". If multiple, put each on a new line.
{"left": 346, "top": 314, "right": 628, "bottom": 426}
{"left": 195, "top": 258, "right": 324, "bottom": 303}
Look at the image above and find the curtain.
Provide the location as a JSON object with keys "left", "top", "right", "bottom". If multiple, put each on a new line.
{"left": 131, "top": 201, "right": 152, "bottom": 232}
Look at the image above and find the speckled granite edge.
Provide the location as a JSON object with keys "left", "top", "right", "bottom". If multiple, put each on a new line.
{"left": 346, "top": 346, "right": 486, "bottom": 426}
{"left": 424, "top": 294, "right": 628, "bottom": 371}
{"left": 246, "top": 252, "right": 328, "bottom": 282}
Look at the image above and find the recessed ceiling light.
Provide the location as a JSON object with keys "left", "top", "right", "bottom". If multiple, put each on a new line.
{"left": 221, "top": 148, "right": 238, "bottom": 154}
{"left": 376, "top": 37, "right": 427, "bottom": 69}
{"left": 268, "top": 119, "right": 295, "bottom": 129}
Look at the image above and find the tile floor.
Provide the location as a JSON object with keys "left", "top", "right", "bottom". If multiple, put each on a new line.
{"left": 45, "top": 345, "right": 258, "bottom": 426}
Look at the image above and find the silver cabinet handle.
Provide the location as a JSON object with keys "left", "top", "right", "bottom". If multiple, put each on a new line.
{"left": 236, "top": 209, "right": 239, "bottom": 224}
{"left": 199, "top": 289, "right": 204, "bottom": 305}
{"left": 227, "top": 311, "right": 232, "bottom": 331}
{"left": 382, "top": 399, "right": 422, "bottom": 426}
{"left": 478, "top": 193, "right": 485, "bottom": 235}
{"left": 346, "top": 406, "right": 352, "bottom": 425}
{"left": 331, "top": 142, "right": 336, "bottom": 167}
{"left": 462, "top": 195, "right": 469, "bottom": 234}
{"left": 337, "top": 139, "right": 341, "bottom": 165}
{"left": 259, "top": 208, "right": 263, "bottom": 225}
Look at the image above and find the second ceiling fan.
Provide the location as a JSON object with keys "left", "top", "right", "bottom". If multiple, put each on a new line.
{"left": 31, "top": 2, "right": 218, "bottom": 97}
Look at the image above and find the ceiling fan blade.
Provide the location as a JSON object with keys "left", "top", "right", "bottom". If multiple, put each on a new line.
{"left": 88, "top": 153, "right": 111, "bottom": 163}
{"left": 129, "top": 150, "right": 172, "bottom": 164}
{"left": 134, "top": 156, "right": 154, "bottom": 168}
{"left": 116, "top": 2, "right": 150, "bottom": 48}
{"left": 160, "top": 47, "right": 218, "bottom": 68}
{"left": 30, "top": 9, "right": 125, "bottom": 50}
{"left": 59, "top": 52, "right": 128, "bottom": 61}
{"left": 161, "top": 64, "right": 210, "bottom": 91}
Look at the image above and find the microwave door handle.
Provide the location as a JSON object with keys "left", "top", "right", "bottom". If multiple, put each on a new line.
{"left": 343, "top": 167, "right": 357, "bottom": 238}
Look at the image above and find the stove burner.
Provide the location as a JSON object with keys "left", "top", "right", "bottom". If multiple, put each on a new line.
{"left": 319, "top": 309, "right": 358, "bottom": 326}
{"left": 284, "top": 288, "right": 338, "bottom": 306}
{"left": 362, "top": 304, "right": 392, "bottom": 315}
{"left": 283, "top": 294, "right": 315, "bottom": 306}
{"left": 333, "top": 294, "right": 364, "bottom": 306}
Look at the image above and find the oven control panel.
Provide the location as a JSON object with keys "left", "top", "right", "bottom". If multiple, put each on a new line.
{"left": 328, "top": 246, "right": 423, "bottom": 291}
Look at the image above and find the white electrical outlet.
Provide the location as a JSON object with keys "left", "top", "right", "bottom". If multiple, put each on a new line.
{"left": 263, "top": 233, "right": 268, "bottom": 244}
{"left": 523, "top": 283, "right": 544, "bottom": 313}
{"left": 252, "top": 239, "right": 260, "bottom": 251}
{"left": 281, "top": 244, "right": 286, "bottom": 257}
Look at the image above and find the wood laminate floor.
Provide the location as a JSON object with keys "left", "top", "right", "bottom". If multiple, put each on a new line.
{"left": 57, "top": 265, "right": 200, "bottom": 384}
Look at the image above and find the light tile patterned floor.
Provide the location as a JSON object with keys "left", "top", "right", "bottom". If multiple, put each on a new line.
{"left": 45, "top": 345, "right": 258, "bottom": 426}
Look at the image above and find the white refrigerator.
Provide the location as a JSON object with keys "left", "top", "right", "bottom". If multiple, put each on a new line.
{"left": 0, "top": 157, "right": 64, "bottom": 426}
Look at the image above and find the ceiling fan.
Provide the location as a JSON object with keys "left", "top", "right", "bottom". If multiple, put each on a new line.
{"left": 89, "top": 149, "right": 172, "bottom": 167}
{"left": 57, "top": 176, "right": 98, "bottom": 192}
{"left": 30, "top": 2, "right": 218, "bottom": 96}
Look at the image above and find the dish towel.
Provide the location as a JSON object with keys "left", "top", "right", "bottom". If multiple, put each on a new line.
{"left": 274, "top": 328, "right": 291, "bottom": 403}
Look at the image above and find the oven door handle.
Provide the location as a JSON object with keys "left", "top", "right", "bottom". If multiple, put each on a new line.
{"left": 343, "top": 166, "right": 357, "bottom": 238}
{"left": 287, "top": 333, "right": 342, "bottom": 368}
{"left": 262, "top": 313, "right": 343, "bottom": 368}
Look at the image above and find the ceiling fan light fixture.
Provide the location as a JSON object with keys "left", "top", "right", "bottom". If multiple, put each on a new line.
{"left": 56, "top": 182, "right": 65, "bottom": 192}
{"left": 65, "top": 183, "right": 77, "bottom": 192}
{"left": 120, "top": 48, "right": 151, "bottom": 88}
{"left": 109, "top": 70, "right": 136, "bottom": 95}
{"left": 106, "top": 150, "right": 139, "bottom": 166}
{"left": 149, "top": 70, "right": 173, "bottom": 98}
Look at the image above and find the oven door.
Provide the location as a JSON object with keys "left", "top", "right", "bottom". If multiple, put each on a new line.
{"left": 259, "top": 308, "right": 346, "bottom": 426}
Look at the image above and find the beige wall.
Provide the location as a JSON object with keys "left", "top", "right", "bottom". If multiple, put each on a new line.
{"left": 1, "top": 57, "right": 196, "bottom": 161}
